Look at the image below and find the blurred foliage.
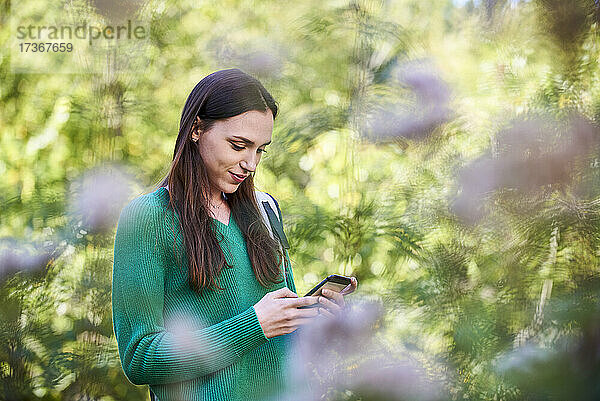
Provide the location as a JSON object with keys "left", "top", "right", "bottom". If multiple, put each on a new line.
{"left": 1, "top": 0, "right": 600, "bottom": 400}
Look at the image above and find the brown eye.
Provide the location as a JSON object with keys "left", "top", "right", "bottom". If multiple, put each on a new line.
{"left": 231, "top": 143, "right": 244, "bottom": 151}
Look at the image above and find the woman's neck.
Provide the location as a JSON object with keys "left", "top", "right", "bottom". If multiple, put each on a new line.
{"left": 208, "top": 190, "right": 228, "bottom": 211}
{"left": 209, "top": 189, "right": 225, "bottom": 204}
{"left": 164, "top": 185, "right": 229, "bottom": 217}
{"left": 208, "top": 191, "right": 230, "bottom": 223}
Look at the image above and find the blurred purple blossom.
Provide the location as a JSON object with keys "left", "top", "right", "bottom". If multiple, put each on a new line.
{"left": 496, "top": 344, "right": 555, "bottom": 376}
{"left": 452, "top": 113, "right": 600, "bottom": 223}
{"left": 0, "top": 239, "right": 55, "bottom": 282}
{"left": 89, "top": 0, "right": 146, "bottom": 23}
{"left": 164, "top": 314, "right": 237, "bottom": 367}
{"left": 398, "top": 60, "right": 451, "bottom": 107}
{"left": 68, "top": 165, "right": 137, "bottom": 234}
{"left": 237, "top": 50, "right": 284, "bottom": 78}
{"left": 284, "top": 300, "right": 445, "bottom": 401}
{"left": 346, "top": 358, "right": 443, "bottom": 401}
{"left": 365, "top": 59, "right": 453, "bottom": 141}
{"left": 207, "top": 39, "right": 286, "bottom": 79}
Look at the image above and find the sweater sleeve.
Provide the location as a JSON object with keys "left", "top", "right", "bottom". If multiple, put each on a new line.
{"left": 111, "top": 196, "right": 268, "bottom": 386}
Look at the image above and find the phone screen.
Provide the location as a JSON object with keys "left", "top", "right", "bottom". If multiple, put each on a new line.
{"left": 298, "top": 275, "right": 352, "bottom": 309}
{"left": 305, "top": 278, "right": 350, "bottom": 297}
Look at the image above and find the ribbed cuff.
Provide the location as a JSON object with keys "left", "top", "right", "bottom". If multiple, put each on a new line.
{"left": 229, "top": 307, "right": 270, "bottom": 358}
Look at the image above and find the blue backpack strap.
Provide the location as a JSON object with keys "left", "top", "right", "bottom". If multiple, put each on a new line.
{"left": 255, "top": 190, "right": 290, "bottom": 250}
{"left": 261, "top": 193, "right": 290, "bottom": 250}
{"left": 255, "top": 190, "right": 291, "bottom": 289}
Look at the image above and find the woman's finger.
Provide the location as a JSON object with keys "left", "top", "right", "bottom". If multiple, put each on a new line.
{"left": 288, "top": 317, "right": 321, "bottom": 328}
{"left": 285, "top": 296, "right": 319, "bottom": 308}
{"left": 318, "top": 307, "right": 336, "bottom": 319}
{"left": 340, "top": 277, "right": 358, "bottom": 296}
{"left": 317, "top": 293, "right": 343, "bottom": 314}
{"left": 321, "top": 289, "right": 345, "bottom": 309}
{"left": 294, "top": 306, "right": 321, "bottom": 319}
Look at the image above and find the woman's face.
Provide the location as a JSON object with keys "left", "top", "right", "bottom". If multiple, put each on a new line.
{"left": 195, "top": 109, "right": 273, "bottom": 199}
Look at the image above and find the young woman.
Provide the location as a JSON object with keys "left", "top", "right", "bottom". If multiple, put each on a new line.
{"left": 112, "top": 69, "right": 357, "bottom": 401}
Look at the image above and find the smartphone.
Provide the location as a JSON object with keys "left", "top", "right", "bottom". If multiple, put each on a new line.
{"left": 298, "top": 274, "right": 352, "bottom": 309}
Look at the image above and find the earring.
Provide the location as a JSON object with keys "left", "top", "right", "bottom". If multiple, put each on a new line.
{"left": 191, "top": 118, "right": 200, "bottom": 142}
{"left": 191, "top": 128, "right": 199, "bottom": 142}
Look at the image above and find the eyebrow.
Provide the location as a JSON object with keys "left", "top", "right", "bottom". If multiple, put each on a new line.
{"left": 231, "top": 135, "right": 271, "bottom": 146}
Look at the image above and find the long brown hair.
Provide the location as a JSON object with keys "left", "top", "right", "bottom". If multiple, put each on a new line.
{"left": 158, "top": 69, "right": 286, "bottom": 293}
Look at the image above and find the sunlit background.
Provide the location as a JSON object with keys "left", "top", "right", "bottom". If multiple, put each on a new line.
{"left": 1, "top": 0, "right": 600, "bottom": 399}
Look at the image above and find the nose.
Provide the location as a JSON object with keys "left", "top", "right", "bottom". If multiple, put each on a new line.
{"left": 239, "top": 153, "right": 258, "bottom": 173}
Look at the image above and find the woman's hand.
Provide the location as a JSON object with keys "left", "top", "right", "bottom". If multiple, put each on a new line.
{"left": 315, "top": 277, "right": 358, "bottom": 319}
{"left": 253, "top": 287, "right": 320, "bottom": 339}
{"left": 341, "top": 276, "right": 358, "bottom": 296}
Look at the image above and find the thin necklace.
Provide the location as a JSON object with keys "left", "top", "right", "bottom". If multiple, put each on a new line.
{"left": 209, "top": 193, "right": 228, "bottom": 210}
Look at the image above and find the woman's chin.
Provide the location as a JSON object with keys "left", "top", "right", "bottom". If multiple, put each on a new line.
{"left": 222, "top": 183, "right": 241, "bottom": 194}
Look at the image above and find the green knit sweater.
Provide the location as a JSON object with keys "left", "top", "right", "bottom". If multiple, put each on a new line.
{"left": 112, "top": 187, "right": 298, "bottom": 401}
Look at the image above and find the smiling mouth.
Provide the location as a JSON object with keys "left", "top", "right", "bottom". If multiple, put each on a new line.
{"left": 229, "top": 172, "right": 247, "bottom": 182}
